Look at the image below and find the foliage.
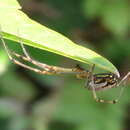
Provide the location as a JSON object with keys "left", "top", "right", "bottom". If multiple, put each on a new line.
{"left": 0, "top": 0, "right": 118, "bottom": 74}
{"left": 0, "top": 0, "right": 130, "bottom": 130}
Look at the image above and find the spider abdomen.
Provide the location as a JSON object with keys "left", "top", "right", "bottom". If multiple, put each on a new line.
{"left": 87, "top": 73, "right": 118, "bottom": 91}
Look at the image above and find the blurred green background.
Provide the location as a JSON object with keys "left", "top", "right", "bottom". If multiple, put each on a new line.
{"left": 0, "top": 0, "right": 130, "bottom": 130}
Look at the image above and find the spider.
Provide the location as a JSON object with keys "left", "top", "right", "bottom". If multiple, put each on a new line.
{"left": 0, "top": 33, "right": 130, "bottom": 104}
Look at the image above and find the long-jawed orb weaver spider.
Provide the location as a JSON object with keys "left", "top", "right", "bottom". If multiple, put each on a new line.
{"left": 0, "top": 33, "right": 130, "bottom": 104}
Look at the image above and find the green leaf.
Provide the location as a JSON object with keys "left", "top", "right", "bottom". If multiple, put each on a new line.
{"left": 0, "top": 0, "right": 21, "bottom": 9}
{"left": 0, "top": 0, "right": 119, "bottom": 76}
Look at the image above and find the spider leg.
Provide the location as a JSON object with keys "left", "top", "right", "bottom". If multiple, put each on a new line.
{"left": 91, "top": 73, "right": 130, "bottom": 104}
{"left": 0, "top": 32, "right": 87, "bottom": 75}
{"left": 13, "top": 42, "right": 89, "bottom": 75}
{"left": 20, "top": 41, "right": 31, "bottom": 59}
{"left": 85, "top": 64, "right": 95, "bottom": 88}
{"left": 90, "top": 81, "right": 118, "bottom": 104}
{"left": 10, "top": 59, "right": 53, "bottom": 75}
{"left": 12, "top": 51, "right": 79, "bottom": 74}
{"left": 12, "top": 51, "right": 55, "bottom": 72}
{"left": 17, "top": 30, "right": 31, "bottom": 59}
{"left": 18, "top": 40, "right": 57, "bottom": 72}
{"left": 0, "top": 34, "right": 55, "bottom": 75}
{"left": 97, "top": 73, "right": 130, "bottom": 104}
{"left": 85, "top": 64, "right": 118, "bottom": 104}
{"left": 91, "top": 87, "right": 117, "bottom": 104}
{"left": 112, "top": 72, "right": 130, "bottom": 103}
{"left": 117, "top": 72, "right": 130, "bottom": 87}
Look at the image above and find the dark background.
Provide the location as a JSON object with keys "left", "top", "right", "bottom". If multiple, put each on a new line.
{"left": 0, "top": 0, "right": 130, "bottom": 130}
